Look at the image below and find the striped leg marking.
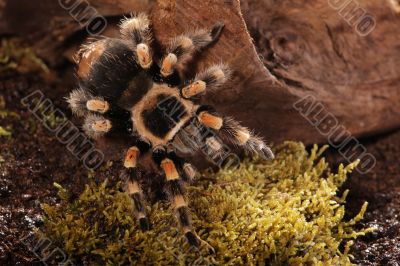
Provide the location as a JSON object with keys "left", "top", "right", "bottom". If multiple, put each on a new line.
{"left": 159, "top": 156, "right": 200, "bottom": 247}
{"left": 161, "top": 158, "right": 180, "bottom": 181}
{"left": 197, "top": 111, "right": 223, "bottom": 130}
{"left": 196, "top": 107, "right": 274, "bottom": 160}
{"left": 160, "top": 23, "right": 225, "bottom": 78}
{"left": 67, "top": 88, "right": 133, "bottom": 137}
{"left": 181, "top": 64, "right": 230, "bottom": 99}
{"left": 83, "top": 114, "right": 112, "bottom": 139}
{"left": 86, "top": 99, "right": 109, "bottom": 113}
{"left": 124, "top": 146, "right": 140, "bottom": 168}
{"left": 221, "top": 117, "right": 274, "bottom": 159}
{"left": 119, "top": 13, "right": 153, "bottom": 69}
{"left": 122, "top": 146, "right": 150, "bottom": 230}
{"left": 67, "top": 88, "right": 110, "bottom": 117}
{"left": 182, "top": 163, "right": 197, "bottom": 182}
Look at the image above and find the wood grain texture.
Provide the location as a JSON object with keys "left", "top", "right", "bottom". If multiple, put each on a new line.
{"left": 1, "top": 0, "right": 399, "bottom": 146}
{"left": 241, "top": 0, "right": 400, "bottom": 143}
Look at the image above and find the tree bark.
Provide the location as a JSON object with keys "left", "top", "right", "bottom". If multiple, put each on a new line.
{"left": 1, "top": 0, "right": 399, "bottom": 145}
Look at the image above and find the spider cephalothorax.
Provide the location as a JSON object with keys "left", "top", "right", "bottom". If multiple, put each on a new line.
{"left": 67, "top": 13, "right": 274, "bottom": 247}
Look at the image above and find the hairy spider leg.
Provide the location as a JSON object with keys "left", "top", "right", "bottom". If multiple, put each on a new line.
{"left": 119, "top": 13, "right": 153, "bottom": 69}
{"left": 81, "top": 102, "right": 134, "bottom": 139}
{"left": 152, "top": 147, "right": 201, "bottom": 247}
{"left": 196, "top": 105, "right": 274, "bottom": 160}
{"left": 121, "top": 140, "right": 151, "bottom": 230}
{"left": 159, "top": 23, "right": 225, "bottom": 79}
{"left": 166, "top": 150, "right": 198, "bottom": 183}
{"left": 180, "top": 64, "right": 231, "bottom": 101}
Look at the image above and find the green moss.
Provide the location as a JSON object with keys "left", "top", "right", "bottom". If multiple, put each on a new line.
{"left": 0, "top": 39, "right": 49, "bottom": 73}
{"left": 40, "top": 107, "right": 68, "bottom": 129}
{"left": 41, "top": 142, "right": 371, "bottom": 265}
{"left": 0, "top": 126, "right": 12, "bottom": 138}
{"left": 0, "top": 96, "right": 20, "bottom": 138}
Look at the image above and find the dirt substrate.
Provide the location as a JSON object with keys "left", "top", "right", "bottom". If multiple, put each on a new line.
{"left": 345, "top": 131, "right": 400, "bottom": 265}
{"left": 0, "top": 73, "right": 93, "bottom": 264}
{"left": 314, "top": 118, "right": 400, "bottom": 265}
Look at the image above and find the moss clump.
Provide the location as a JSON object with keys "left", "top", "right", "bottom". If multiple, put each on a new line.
{"left": 0, "top": 96, "right": 18, "bottom": 138}
{"left": 41, "top": 142, "right": 371, "bottom": 265}
{"left": 0, "top": 126, "right": 12, "bottom": 138}
{"left": 0, "top": 39, "right": 49, "bottom": 73}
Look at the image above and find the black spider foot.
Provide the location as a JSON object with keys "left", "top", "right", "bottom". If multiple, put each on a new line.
{"left": 185, "top": 231, "right": 201, "bottom": 248}
{"left": 139, "top": 217, "right": 150, "bottom": 231}
{"left": 258, "top": 145, "right": 274, "bottom": 160}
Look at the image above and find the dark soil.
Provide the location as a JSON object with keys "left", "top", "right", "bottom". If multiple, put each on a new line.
{"left": 0, "top": 72, "right": 126, "bottom": 264}
{"left": 344, "top": 132, "right": 400, "bottom": 265}
{"left": 0, "top": 73, "right": 85, "bottom": 265}
{"left": 314, "top": 130, "right": 400, "bottom": 265}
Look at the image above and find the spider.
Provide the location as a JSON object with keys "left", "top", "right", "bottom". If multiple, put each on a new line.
{"left": 67, "top": 13, "right": 274, "bottom": 247}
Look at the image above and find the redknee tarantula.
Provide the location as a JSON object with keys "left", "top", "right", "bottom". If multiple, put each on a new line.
{"left": 67, "top": 13, "right": 274, "bottom": 247}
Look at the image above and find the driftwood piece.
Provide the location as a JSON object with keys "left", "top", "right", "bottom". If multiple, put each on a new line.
{"left": 1, "top": 0, "right": 399, "bottom": 145}
{"left": 240, "top": 0, "right": 400, "bottom": 143}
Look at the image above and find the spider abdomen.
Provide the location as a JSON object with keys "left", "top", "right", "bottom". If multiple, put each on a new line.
{"left": 77, "top": 38, "right": 140, "bottom": 102}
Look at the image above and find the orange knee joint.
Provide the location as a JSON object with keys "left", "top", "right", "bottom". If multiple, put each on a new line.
{"left": 161, "top": 158, "right": 179, "bottom": 180}
{"left": 198, "top": 111, "right": 223, "bottom": 130}
{"left": 124, "top": 147, "right": 140, "bottom": 168}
